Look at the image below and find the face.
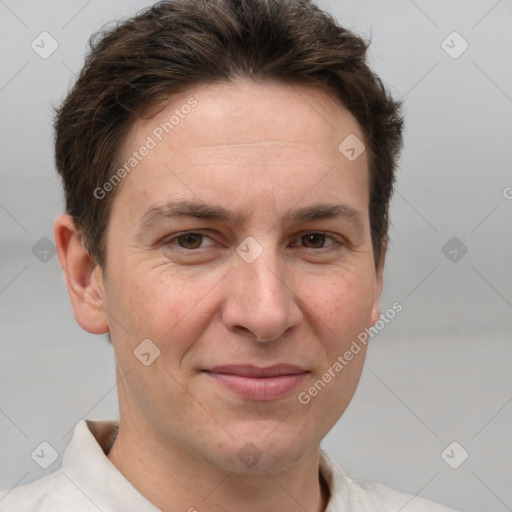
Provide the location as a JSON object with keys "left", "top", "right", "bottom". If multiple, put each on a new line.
{"left": 96, "top": 79, "right": 384, "bottom": 472}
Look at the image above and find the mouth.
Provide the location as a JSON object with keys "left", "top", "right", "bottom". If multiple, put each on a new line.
{"left": 202, "top": 364, "right": 309, "bottom": 401}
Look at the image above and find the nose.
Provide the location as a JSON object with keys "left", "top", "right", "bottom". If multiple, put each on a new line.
{"left": 222, "top": 251, "right": 303, "bottom": 342}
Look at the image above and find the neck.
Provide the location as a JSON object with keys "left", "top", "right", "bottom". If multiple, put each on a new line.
{"left": 106, "top": 413, "right": 330, "bottom": 512}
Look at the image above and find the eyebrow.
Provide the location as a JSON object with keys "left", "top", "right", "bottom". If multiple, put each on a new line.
{"left": 139, "top": 200, "right": 364, "bottom": 230}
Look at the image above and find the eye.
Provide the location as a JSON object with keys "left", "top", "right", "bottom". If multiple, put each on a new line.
{"left": 299, "top": 232, "right": 337, "bottom": 249}
{"left": 164, "top": 232, "right": 215, "bottom": 250}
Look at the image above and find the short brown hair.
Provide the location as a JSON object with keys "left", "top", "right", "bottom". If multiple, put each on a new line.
{"left": 54, "top": 0, "right": 403, "bottom": 268}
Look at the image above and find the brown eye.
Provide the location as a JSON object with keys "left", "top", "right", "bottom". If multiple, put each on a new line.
{"left": 162, "top": 231, "right": 217, "bottom": 254}
{"left": 301, "top": 233, "right": 329, "bottom": 248}
{"left": 176, "top": 233, "right": 205, "bottom": 249}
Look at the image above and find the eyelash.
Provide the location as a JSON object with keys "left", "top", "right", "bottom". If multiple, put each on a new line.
{"left": 162, "top": 231, "right": 343, "bottom": 252}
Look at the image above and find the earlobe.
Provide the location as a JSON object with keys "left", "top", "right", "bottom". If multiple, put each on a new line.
{"left": 370, "top": 304, "right": 381, "bottom": 326}
{"left": 54, "top": 214, "right": 109, "bottom": 334}
{"left": 370, "top": 239, "right": 387, "bottom": 326}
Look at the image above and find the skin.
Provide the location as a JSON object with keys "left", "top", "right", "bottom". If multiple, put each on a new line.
{"left": 55, "top": 79, "right": 385, "bottom": 512}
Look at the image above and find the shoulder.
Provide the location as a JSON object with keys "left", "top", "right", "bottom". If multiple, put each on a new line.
{"left": 320, "top": 450, "right": 459, "bottom": 512}
{"left": 350, "top": 478, "right": 459, "bottom": 512}
{"left": 0, "top": 470, "right": 92, "bottom": 511}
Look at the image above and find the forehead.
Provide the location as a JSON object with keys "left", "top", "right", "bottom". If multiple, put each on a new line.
{"left": 122, "top": 78, "right": 365, "bottom": 164}
{"left": 112, "top": 79, "right": 369, "bottom": 224}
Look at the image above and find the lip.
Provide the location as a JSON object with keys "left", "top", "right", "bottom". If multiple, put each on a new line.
{"left": 202, "top": 364, "right": 309, "bottom": 401}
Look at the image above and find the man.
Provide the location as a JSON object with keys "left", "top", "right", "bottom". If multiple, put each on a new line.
{"left": 0, "top": 0, "right": 459, "bottom": 510}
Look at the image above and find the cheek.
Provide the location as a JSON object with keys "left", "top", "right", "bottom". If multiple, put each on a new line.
{"left": 296, "top": 269, "right": 374, "bottom": 433}
{"left": 106, "top": 264, "right": 225, "bottom": 353}
{"left": 300, "top": 263, "right": 376, "bottom": 343}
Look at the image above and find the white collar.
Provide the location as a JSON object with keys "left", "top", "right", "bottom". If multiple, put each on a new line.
{"left": 62, "top": 419, "right": 352, "bottom": 511}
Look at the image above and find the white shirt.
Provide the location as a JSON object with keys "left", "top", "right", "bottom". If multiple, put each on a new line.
{"left": 0, "top": 419, "right": 459, "bottom": 511}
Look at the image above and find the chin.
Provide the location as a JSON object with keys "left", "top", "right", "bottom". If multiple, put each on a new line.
{"left": 208, "top": 427, "right": 315, "bottom": 475}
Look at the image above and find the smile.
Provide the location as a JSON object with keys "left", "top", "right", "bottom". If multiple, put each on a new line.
{"left": 202, "top": 364, "right": 309, "bottom": 401}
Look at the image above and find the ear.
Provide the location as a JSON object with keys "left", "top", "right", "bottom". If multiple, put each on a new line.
{"left": 54, "top": 214, "right": 109, "bottom": 334}
{"left": 370, "top": 238, "right": 387, "bottom": 326}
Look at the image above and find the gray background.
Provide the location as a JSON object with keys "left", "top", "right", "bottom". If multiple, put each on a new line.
{"left": 1, "top": 0, "right": 511, "bottom": 510}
